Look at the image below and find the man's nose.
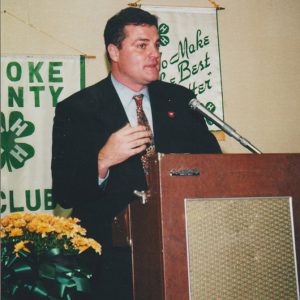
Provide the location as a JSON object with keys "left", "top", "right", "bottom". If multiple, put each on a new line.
{"left": 149, "top": 44, "right": 160, "bottom": 58}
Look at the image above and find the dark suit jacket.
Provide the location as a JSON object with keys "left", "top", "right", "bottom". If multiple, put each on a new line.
{"left": 51, "top": 75, "right": 221, "bottom": 246}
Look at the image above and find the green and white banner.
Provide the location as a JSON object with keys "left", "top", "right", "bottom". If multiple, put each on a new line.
{"left": 1, "top": 55, "right": 85, "bottom": 215}
{"left": 142, "top": 5, "right": 224, "bottom": 130}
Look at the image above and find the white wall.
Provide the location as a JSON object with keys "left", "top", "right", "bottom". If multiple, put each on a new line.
{"left": 2, "top": 0, "right": 300, "bottom": 153}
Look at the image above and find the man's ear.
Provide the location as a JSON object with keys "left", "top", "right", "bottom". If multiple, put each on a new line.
{"left": 107, "top": 44, "right": 119, "bottom": 62}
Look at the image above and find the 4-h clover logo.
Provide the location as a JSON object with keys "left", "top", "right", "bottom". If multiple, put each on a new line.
{"left": 159, "top": 23, "right": 170, "bottom": 46}
{"left": 204, "top": 102, "right": 217, "bottom": 126}
{"left": 1, "top": 111, "right": 35, "bottom": 172}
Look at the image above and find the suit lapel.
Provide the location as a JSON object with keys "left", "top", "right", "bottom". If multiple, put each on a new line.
{"left": 148, "top": 82, "right": 172, "bottom": 151}
{"left": 98, "top": 76, "right": 129, "bottom": 133}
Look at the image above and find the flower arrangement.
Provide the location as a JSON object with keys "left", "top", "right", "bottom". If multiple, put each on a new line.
{"left": 1, "top": 212, "right": 101, "bottom": 299}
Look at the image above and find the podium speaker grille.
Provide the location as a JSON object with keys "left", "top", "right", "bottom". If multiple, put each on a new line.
{"left": 185, "top": 197, "right": 299, "bottom": 300}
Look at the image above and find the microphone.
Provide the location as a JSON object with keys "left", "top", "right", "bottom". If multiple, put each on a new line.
{"left": 189, "top": 99, "right": 262, "bottom": 154}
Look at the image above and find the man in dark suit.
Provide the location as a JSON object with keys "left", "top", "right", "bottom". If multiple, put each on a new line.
{"left": 52, "top": 7, "right": 221, "bottom": 299}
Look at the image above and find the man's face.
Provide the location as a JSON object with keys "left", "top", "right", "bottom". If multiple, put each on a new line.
{"left": 109, "top": 24, "right": 160, "bottom": 91}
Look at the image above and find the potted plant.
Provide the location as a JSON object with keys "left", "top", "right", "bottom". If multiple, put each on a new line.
{"left": 1, "top": 212, "right": 101, "bottom": 299}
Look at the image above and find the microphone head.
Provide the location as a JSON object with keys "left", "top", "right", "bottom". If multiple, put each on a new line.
{"left": 189, "top": 98, "right": 199, "bottom": 109}
{"left": 189, "top": 99, "right": 205, "bottom": 111}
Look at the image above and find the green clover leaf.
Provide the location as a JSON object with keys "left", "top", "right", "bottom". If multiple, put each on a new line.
{"left": 159, "top": 23, "right": 170, "bottom": 47}
{"left": 204, "top": 102, "right": 216, "bottom": 126}
{"left": 1, "top": 111, "right": 35, "bottom": 172}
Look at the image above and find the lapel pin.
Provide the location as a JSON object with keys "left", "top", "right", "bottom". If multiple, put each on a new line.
{"left": 168, "top": 111, "right": 175, "bottom": 119}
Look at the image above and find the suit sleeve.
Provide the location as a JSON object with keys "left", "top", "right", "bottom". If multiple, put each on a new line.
{"left": 51, "top": 100, "right": 104, "bottom": 209}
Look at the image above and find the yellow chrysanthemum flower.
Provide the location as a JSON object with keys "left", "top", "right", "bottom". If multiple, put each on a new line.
{"left": 13, "top": 219, "right": 26, "bottom": 228}
{"left": 14, "top": 240, "right": 31, "bottom": 254}
{"left": 71, "top": 236, "right": 90, "bottom": 254}
{"left": 27, "top": 221, "right": 38, "bottom": 233}
{"left": 88, "top": 238, "right": 102, "bottom": 254}
{"left": 9, "top": 228, "right": 24, "bottom": 237}
{"left": 23, "top": 212, "right": 34, "bottom": 222}
{"left": 36, "top": 223, "right": 53, "bottom": 237}
{"left": 1, "top": 217, "right": 10, "bottom": 227}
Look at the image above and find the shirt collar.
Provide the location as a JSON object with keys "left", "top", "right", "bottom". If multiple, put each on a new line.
{"left": 110, "top": 74, "right": 149, "bottom": 108}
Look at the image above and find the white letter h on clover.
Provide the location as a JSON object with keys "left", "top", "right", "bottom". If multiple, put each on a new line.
{"left": 10, "top": 144, "right": 28, "bottom": 163}
{"left": 10, "top": 118, "right": 28, "bottom": 136}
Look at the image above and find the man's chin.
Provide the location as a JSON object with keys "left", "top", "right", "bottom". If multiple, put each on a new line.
{"left": 146, "top": 73, "right": 159, "bottom": 83}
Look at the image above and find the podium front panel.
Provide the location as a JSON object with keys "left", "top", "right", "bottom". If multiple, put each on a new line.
{"left": 185, "top": 196, "right": 298, "bottom": 299}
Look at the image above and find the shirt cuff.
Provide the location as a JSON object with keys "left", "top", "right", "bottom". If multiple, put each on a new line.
{"left": 98, "top": 170, "right": 109, "bottom": 187}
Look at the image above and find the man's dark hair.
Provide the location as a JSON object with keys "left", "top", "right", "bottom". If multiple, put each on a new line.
{"left": 104, "top": 7, "right": 158, "bottom": 62}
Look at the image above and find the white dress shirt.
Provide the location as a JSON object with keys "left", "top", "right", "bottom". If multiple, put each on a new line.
{"left": 98, "top": 74, "right": 154, "bottom": 185}
{"left": 110, "top": 74, "right": 153, "bottom": 131}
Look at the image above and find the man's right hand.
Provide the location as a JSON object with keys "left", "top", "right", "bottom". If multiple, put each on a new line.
{"left": 97, "top": 123, "right": 151, "bottom": 179}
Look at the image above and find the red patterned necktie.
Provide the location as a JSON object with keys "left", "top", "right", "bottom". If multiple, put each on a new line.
{"left": 133, "top": 94, "right": 155, "bottom": 181}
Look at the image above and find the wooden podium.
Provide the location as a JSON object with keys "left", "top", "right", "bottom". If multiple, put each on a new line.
{"left": 129, "top": 154, "right": 300, "bottom": 300}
